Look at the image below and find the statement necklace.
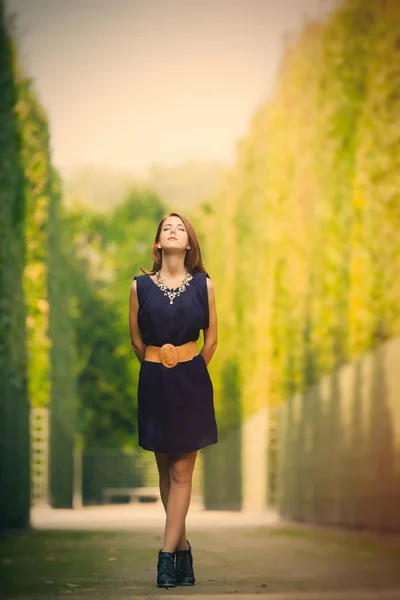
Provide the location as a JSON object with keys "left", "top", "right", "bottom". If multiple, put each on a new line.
{"left": 155, "top": 268, "right": 193, "bottom": 304}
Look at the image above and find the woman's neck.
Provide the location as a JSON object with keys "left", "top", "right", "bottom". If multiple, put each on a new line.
{"left": 159, "top": 253, "right": 186, "bottom": 278}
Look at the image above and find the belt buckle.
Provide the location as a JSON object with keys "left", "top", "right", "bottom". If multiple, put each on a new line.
{"left": 160, "top": 343, "right": 179, "bottom": 368}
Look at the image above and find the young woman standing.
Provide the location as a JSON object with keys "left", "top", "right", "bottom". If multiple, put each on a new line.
{"left": 129, "top": 212, "right": 218, "bottom": 588}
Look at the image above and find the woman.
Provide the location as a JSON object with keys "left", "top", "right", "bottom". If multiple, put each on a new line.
{"left": 129, "top": 212, "right": 218, "bottom": 588}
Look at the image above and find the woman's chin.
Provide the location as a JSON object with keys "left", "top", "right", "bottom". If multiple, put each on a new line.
{"left": 162, "top": 245, "right": 186, "bottom": 254}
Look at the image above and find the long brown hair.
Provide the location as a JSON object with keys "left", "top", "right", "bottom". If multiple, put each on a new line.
{"left": 142, "top": 212, "right": 207, "bottom": 275}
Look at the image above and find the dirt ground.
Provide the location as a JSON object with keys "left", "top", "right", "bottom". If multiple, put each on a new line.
{"left": 0, "top": 503, "right": 400, "bottom": 600}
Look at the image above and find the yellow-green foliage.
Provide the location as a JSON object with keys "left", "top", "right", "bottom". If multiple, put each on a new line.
{"left": 12, "top": 35, "right": 78, "bottom": 431}
{"left": 48, "top": 169, "right": 77, "bottom": 430}
{"left": 197, "top": 0, "right": 400, "bottom": 431}
{"left": 15, "top": 74, "right": 52, "bottom": 408}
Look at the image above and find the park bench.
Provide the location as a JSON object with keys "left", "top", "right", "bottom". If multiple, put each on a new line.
{"left": 101, "top": 486, "right": 160, "bottom": 504}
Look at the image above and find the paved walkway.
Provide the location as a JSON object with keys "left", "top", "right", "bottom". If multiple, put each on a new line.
{"left": 1, "top": 503, "right": 399, "bottom": 599}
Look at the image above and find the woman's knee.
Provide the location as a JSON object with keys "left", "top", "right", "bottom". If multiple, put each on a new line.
{"left": 169, "top": 453, "right": 197, "bottom": 485}
{"left": 169, "top": 468, "right": 190, "bottom": 485}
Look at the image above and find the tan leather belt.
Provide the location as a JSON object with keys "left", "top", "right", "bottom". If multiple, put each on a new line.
{"left": 144, "top": 341, "right": 198, "bottom": 368}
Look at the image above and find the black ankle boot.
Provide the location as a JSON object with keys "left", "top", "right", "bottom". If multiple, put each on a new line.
{"left": 157, "top": 550, "right": 177, "bottom": 588}
{"left": 175, "top": 540, "right": 195, "bottom": 585}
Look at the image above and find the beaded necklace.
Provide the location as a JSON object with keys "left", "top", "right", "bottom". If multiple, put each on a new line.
{"left": 155, "top": 268, "right": 193, "bottom": 304}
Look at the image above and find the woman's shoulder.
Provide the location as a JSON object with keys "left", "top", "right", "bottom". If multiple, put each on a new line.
{"left": 131, "top": 273, "right": 151, "bottom": 293}
{"left": 192, "top": 270, "right": 210, "bottom": 279}
{"left": 131, "top": 273, "right": 152, "bottom": 305}
{"left": 192, "top": 271, "right": 213, "bottom": 295}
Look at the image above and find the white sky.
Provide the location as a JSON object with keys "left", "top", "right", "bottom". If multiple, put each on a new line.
{"left": 6, "top": 0, "right": 334, "bottom": 177}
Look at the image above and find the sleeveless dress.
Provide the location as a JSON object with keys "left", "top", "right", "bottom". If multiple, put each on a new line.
{"left": 134, "top": 271, "right": 218, "bottom": 454}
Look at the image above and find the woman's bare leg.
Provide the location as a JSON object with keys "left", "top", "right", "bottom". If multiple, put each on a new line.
{"left": 160, "top": 451, "right": 197, "bottom": 553}
{"left": 154, "top": 452, "right": 191, "bottom": 551}
{"left": 155, "top": 452, "right": 170, "bottom": 510}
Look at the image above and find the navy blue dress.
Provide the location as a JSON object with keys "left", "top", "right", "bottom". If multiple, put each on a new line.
{"left": 134, "top": 271, "right": 218, "bottom": 454}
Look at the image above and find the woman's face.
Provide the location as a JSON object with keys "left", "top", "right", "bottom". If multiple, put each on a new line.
{"left": 158, "top": 216, "right": 190, "bottom": 253}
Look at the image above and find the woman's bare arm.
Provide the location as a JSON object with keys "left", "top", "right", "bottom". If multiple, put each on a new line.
{"left": 201, "top": 278, "right": 218, "bottom": 366}
{"left": 129, "top": 280, "right": 146, "bottom": 363}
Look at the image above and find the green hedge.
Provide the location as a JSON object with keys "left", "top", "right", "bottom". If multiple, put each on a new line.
{"left": 0, "top": 4, "right": 78, "bottom": 519}
{"left": 197, "top": 0, "right": 400, "bottom": 429}
{"left": 0, "top": 3, "right": 30, "bottom": 530}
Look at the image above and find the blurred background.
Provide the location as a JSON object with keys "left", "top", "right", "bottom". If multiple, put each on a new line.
{"left": 1, "top": 0, "right": 399, "bottom": 534}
